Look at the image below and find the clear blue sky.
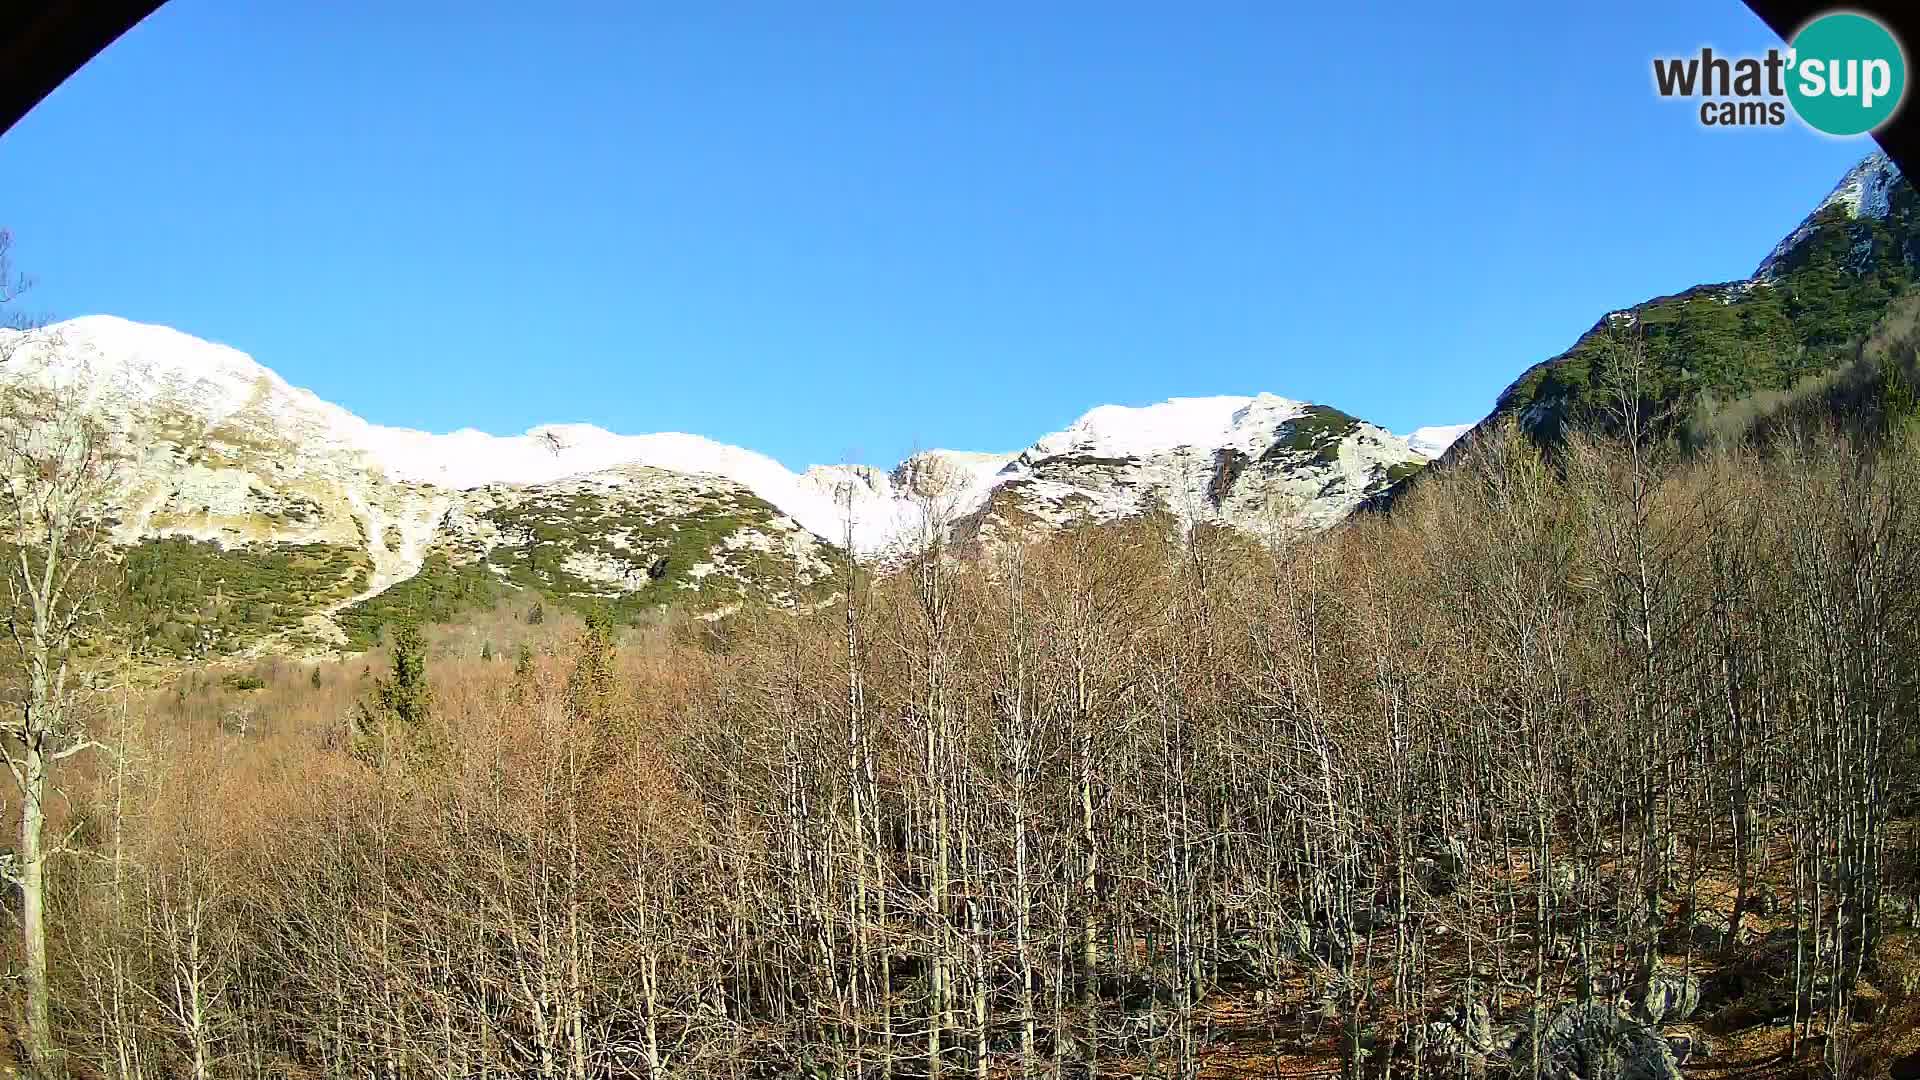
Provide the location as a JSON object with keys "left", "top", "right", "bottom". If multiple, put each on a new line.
{"left": 0, "top": 0, "right": 1877, "bottom": 470}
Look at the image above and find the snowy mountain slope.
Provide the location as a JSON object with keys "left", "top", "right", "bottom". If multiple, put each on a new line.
{"left": 0, "top": 316, "right": 457, "bottom": 606}
{"left": 0, "top": 315, "right": 1459, "bottom": 654}
{"left": 958, "top": 397, "right": 1430, "bottom": 548}
{"left": 364, "top": 424, "right": 937, "bottom": 554}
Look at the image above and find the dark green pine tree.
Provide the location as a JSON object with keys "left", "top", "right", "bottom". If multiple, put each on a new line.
{"left": 377, "top": 622, "right": 433, "bottom": 728}
{"left": 566, "top": 606, "right": 618, "bottom": 728}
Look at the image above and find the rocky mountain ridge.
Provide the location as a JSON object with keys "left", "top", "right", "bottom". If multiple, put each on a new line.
{"left": 0, "top": 316, "right": 1456, "bottom": 655}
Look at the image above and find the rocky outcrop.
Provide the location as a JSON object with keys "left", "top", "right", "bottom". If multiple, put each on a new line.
{"left": 958, "top": 396, "right": 1428, "bottom": 550}
{"left": 1628, "top": 970, "right": 1702, "bottom": 1026}
{"left": 1510, "top": 1002, "right": 1682, "bottom": 1080}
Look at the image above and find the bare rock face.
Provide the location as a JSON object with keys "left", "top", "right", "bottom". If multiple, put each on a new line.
{"left": 888, "top": 450, "right": 1012, "bottom": 502}
{"left": 1452, "top": 1000, "right": 1494, "bottom": 1050}
{"left": 1418, "top": 999, "right": 1498, "bottom": 1067}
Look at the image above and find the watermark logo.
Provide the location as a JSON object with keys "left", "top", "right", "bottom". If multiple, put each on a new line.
{"left": 1652, "top": 10, "right": 1906, "bottom": 135}
{"left": 1788, "top": 12, "right": 1905, "bottom": 134}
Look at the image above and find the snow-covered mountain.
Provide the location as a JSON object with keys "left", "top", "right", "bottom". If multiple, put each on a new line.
{"left": 0, "top": 315, "right": 1461, "bottom": 653}
{"left": 953, "top": 395, "right": 1435, "bottom": 549}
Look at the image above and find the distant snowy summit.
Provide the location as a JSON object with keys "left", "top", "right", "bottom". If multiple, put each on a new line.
{"left": 361, "top": 388, "right": 1464, "bottom": 550}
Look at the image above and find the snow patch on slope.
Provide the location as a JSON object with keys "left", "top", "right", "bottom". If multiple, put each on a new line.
{"left": 1029, "top": 394, "right": 1307, "bottom": 458}
{"left": 1405, "top": 423, "right": 1472, "bottom": 457}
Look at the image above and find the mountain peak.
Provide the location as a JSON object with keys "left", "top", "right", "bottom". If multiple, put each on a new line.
{"left": 1418, "top": 146, "right": 1920, "bottom": 483}
{"left": 6, "top": 314, "right": 260, "bottom": 381}
{"left": 1755, "top": 150, "right": 1904, "bottom": 278}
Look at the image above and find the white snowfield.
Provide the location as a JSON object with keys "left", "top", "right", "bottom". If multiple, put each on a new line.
{"left": 1030, "top": 394, "right": 1306, "bottom": 458}
{"left": 0, "top": 315, "right": 1463, "bottom": 554}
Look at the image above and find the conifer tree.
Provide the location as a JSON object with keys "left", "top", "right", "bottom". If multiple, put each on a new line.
{"left": 377, "top": 622, "right": 432, "bottom": 729}
{"left": 566, "top": 607, "right": 618, "bottom": 730}
{"left": 354, "top": 622, "right": 433, "bottom": 767}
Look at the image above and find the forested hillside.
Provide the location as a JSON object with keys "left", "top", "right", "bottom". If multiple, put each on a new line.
{"left": 1430, "top": 153, "right": 1919, "bottom": 458}
{"left": 28, "top": 409, "right": 1919, "bottom": 1080}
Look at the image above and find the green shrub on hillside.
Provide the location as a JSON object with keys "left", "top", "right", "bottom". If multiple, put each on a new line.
{"left": 1499, "top": 188, "right": 1920, "bottom": 443}
{"left": 1265, "top": 405, "right": 1361, "bottom": 463}
{"left": 478, "top": 487, "right": 834, "bottom": 623}
{"left": 1383, "top": 460, "right": 1425, "bottom": 486}
{"left": 337, "top": 555, "right": 500, "bottom": 650}
{"left": 120, "top": 538, "right": 371, "bottom": 658}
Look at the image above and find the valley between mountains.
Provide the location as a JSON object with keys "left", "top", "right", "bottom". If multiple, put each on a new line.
{"left": 5, "top": 125, "right": 1920, "bottom": 1080}
{"left": 15, "top": 143, "right": 1920, "bottom": 661}
{"left": 4, "top": 150, "right": 1916, "bottom": 666}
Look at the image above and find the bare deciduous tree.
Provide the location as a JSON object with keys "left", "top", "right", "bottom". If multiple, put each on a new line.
{"left": 0, "top": 318, "right": 123, "bottom": 1076}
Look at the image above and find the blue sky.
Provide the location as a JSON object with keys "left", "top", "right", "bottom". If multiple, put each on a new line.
{"left": 0, "top": 0, "right": 1877, "bottom": 470}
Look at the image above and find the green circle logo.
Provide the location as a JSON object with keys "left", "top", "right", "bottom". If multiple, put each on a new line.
{"left": 1787, "top": 12, "right": 1906, "bottom": 136}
